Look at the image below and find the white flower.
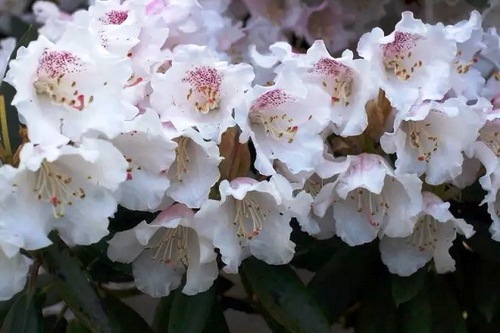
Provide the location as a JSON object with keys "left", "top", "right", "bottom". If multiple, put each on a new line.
{"left": 6, "top": 25, "right": 136, "bottom": 146}
{"left": 380, "top": 97, "right": 485, "bottom": 185}
{"left": 107, "top": 203, "right": 218, "bottom": 297}
{"left": 357, "top": 11, "right": 456, "bottom": 112}
{"left": 280, "top": 40, "right": 378, "bottom": 136}
{"left": 445, "top": 11, "right": 485, "bottom": 99}
{"left": 165, "top": 127, "right": 222, "bottom": 209}
{"left": 380, "top": 191, "right": 474, "bottom": 276}
{"left": 112, "top": 110, "right": 177, "bottom": 211}
{"left": 73, "top": 0, "right": 142, "bottom": 56}
{"left": 314, "top": 154, "right": 423, "bottom": 246}
{"left": 13, "top": 138, "right": 127, "bottom": 245}
{"left": 236, "top": 70, "right": 330, "bottom": 176}
{"left": 151, "top": 45, "right": 254, "bottom": 142}
{"left": 195, "top": 176, "right": 298, "bottom": 273}
{"left": 0, "top": 251, "right": 31, "bottom": 301}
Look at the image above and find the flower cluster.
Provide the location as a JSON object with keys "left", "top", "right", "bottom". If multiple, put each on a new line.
{"left": 0, "top": 0, "right": 498, "bottom": 302}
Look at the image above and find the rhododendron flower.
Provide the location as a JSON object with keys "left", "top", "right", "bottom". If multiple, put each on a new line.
{"left": 279, "top": 40, "right": 378, "bottom": 136}
{"left": 151, "top": 45, "right": 254, "bottom": 142}
{"left": 112, "top": 110, "right": 177, "bottom": 211}
{"left": 165, "top": 127, "right": 222, "bottom": 209}
{"left": 73, "top": 0, "right": 142, "bottom": 56}
{"left": 108, "top": 203, "right": 218, "bottom": 297}
{"left": 380, "top": 97, "right": 486, "bottom": 185}
{"left": 196, "top": 176, "right": 307, "bottom": 273}
{"left": 13, "top": 138, "right": 127, "bottom": 245}
{"left": 236, "top": 70, "right": 330, "bottom": 175}
{"left": 380, "top": 192, "right": 474, "bottom": 276}
{"left": 6, "top": 25, "right": 136, "bottom": 146}
{"left": 357, "top": 11, "right": 456, "bottom": 112}
{"left": 445, "top": 11, "right": 485, "bottom": 99}
{"left": 314, "top": 154, "right": 423, "bottom": 246}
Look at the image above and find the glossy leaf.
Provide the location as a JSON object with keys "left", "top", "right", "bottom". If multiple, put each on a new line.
{"left": 152, "top": 293, "right": 175, "bottom": 333}
{"left": 397, "top": 281, "right": 432, "bottom": 333}
{"left": 390, "top": 266, "right": 427, "bottom": 306}
{"left": 104, "top": 294, "right": 153, "bottom": 333}
{"left": 39, "top": 234, "right": 113, "bottom": 333}
{"left": 307, "top": 243, "right": 378, "bottom": 322}
{"left": 241, "top": 258, "right": 330, "bottom": 333}
{"left": 0, "top": 292, "right": 43, "bottom": 333}
{"left": 168, "top": 286, "right": 215, "bottom": 333}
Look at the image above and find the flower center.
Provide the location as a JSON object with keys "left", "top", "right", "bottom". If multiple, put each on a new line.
{"left": 100, "top": 10, "right": 129, "bottom": 25}
{"left": 34, "top": 50, "right": 92, "bottom": 111}
{"left": 407, "top": 215, "right": 438, "bottom": 252}
{"left": 349, "top": 188, "right": 390, "bottom": 227}
{"left": 382, "top": 32, "right": 423, "bottom": 81}
{"left": 312, "top": 58, "right": 353, "bottom": 107}
{"left": 175, "top": 137, "right": 190, "bottom": 182}
{"left": 150, "top": 226, "right": 189, "bottom": 266}
{"left": 233, "top": 197, "right": 266, "bottom": 239}
{"left": 182, "top": 66, "right": 222, "bottom": 114}
{"left": 405, "top": 120, "right": 439, "bottom": 162}
{"left": 34, "top": 161, "right": 86, "bottom": 218}
{"left": 249, "top": 89, "right": 298, "bottom": 143}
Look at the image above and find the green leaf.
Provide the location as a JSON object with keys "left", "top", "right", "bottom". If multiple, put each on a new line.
{"left": 152, "top": 293, "right": 175, "bottom": 333}
{"left": 104, "top": 294, "right": 153, "bottom": 333}
{"left": 66, "top": 321, "right": 92, "bottom": 333}
{"left": 397, "top": 281, "right": 432, "bottom": 333}
{"left": 307, "top": 243, "right": 378, "bottom": 322}
{"left": 473, "top": 260, "right": 500, "bottom": 322}
{"left": 38, "top": 234, "right": 113, "bottom": 333}
{"left": 0, "top": 293, "right": 20, "bottom": 327}
{"left": 241, "top": 258, "right": 330, "bottom": 333}
{"left": 0, "top": 25, "right": 38, "bottom": 164}
{"left": 465, "top": 0, "right": 490, "bottom": 8}
{"left": 428, "top": 275, "right": 467, "bottom": 333}
{"left": 168, "top": 286, "right": 216, "bottom": 333}
{"left": 0, "top": 292, "right": 43, "bottom": 333}
{"left": 390, "top": 266, "right": 427, "bottom": 306}
{"left": 202, "top": 302, "right": 229, "bottom": 333}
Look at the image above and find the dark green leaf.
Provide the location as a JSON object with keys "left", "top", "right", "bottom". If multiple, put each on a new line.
{"left": 397, "top": 281, "right": 432, "bottom": 333}
{"left": 307, "top": 243, "right": 378, "bottom": 323}
{"left": 0, "top": 292, "right": 43, "bottom": 333}
{"left": 473, "top": 260, "right": 500, "bottom": 322}
{"left": 104, "top": 294, "right": 153, "bottom": 333}
{"left": 66, "top": 320, "right": 92, "bottom": 333}
{"left": 39, "top": 234, "right": 113, "bottom": 333}
{"left": 429, "top": 275, "right": 467, "bottom": 333}
{"left": 390, "top": 266, "right": 427, "bottom": 306}
{"left": 152, "top": 293, "right": 175, "bottom": 333}
{"left": 202, "top": 302, "right": 229, "bottom": 333}
{"left": 168, "top": 286, "right": 215, "bottom": 333}
{"left": 241, "top": 258, "right": 330, "bottom": 333}
{"left": 465, "top": 0, "right": 490, "bottom": 8}
{"left": 0, "top": 293, "right": 20, "bottom": 327}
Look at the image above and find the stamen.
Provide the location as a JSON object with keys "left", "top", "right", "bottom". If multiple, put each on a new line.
{"left": 34, "top": 161, "right": 85, "bottom": 218}
{"left": 175, "top": 137, "right": 190, "bottom": 182}
{"left": 233, "top": 197, "right": 266, "bottom": 239}
{"left": 150, "top": 227, "right": 190, "bottom": 266}
{"left": 406, "top": 121, "right": 438, "bottom": 162}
